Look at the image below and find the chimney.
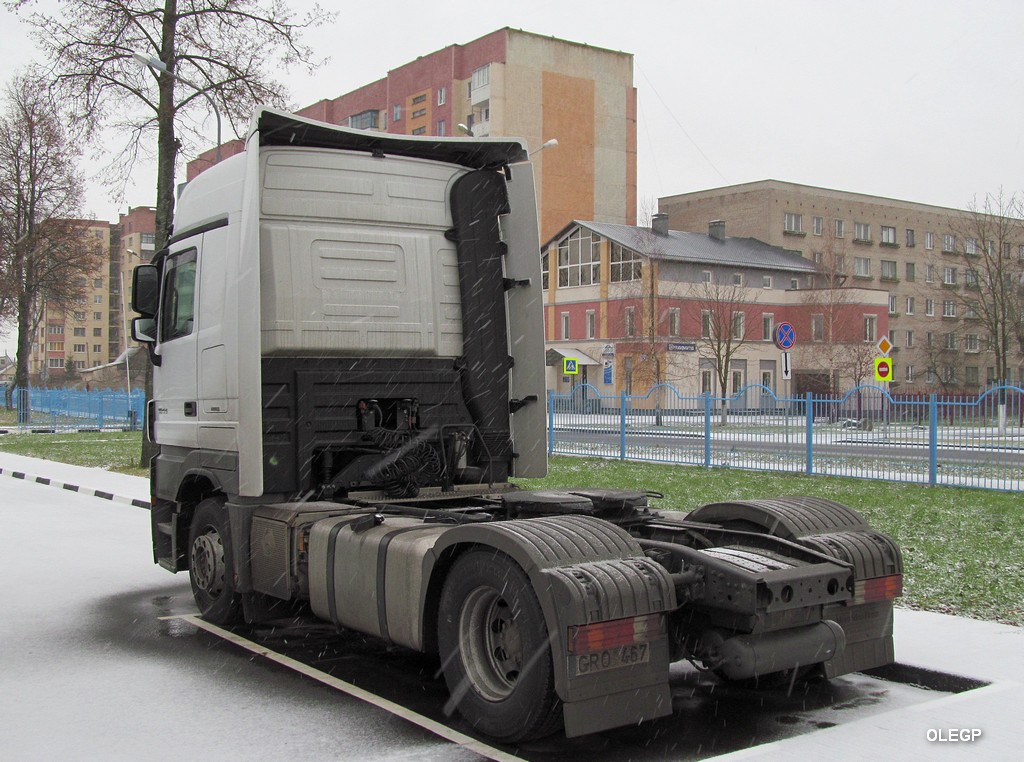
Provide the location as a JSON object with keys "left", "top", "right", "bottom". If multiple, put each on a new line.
{"left": 709, "top": 220, "right": 726, "bottom": 241}
{"left": 651, "top": 213, "right": 669, "bottom": 236}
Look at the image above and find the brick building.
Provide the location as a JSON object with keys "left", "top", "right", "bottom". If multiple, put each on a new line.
{"left": 660, "top": 180, "right": 1024, "bottom": 391}
{"left": 541, "top": 214, "right": 888, "bottom": 398}
{"left": 28, "top": 206, "right": 156, "bottom": 386}
{"left": 189, "top": 28, "right": 638, "bottom": 241}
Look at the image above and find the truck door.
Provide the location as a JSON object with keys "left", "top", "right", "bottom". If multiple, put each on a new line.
{"left": 153, "top": 245, "right": 200, "bottom": 449}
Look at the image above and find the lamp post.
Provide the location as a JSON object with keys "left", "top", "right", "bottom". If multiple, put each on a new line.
{"left": 132, "top": 52, "right": 222, "bottom": 163}
{"left": 530, "top": 138, "right": 558, "bottom": 157}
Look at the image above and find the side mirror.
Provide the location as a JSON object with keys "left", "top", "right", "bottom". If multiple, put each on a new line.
{"left": 132, "top": 264, "right": 160, "bottom": 317}
{"left": 132, "top": 317, "right": 156, "bottom": 344}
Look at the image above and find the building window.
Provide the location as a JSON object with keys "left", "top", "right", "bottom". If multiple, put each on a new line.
{"left": 701, "top": 369, "right": 713, "bottom": 395}
{"left": 94, "top": 294, "right": 103, "bottom": 304}
{"left": 965, "top": 301, "right": 979, "bottom": 319}
{"left": 93, "top": 312, "right": 103, "bottom": 321}
{"left": 880, "top": 260, "right": 897, "bottom": 281}
{"left": 701, "top": 310, "right": 713, "bottom": 339}
{"left": 784, "top": 212, "right": 803, "bottom": 233}
{"left": 925, "top": 265, "right": 935, "bottom": 283}
{"left": 412, "top": 94, "right": 427, "bottom": 105}
{"left": 561, "top": 312, "right": 570, "bottom": 340}
{"left": 411, "top": 127, "right": 426, "bottom": 135}
{"left": 48, "top": 358, "right": 64, "bottom": 369}
{"left": 890, "top": 330, "right": 899, "bottom": 348}
{"left": 348, "top": 109, "right": 380, "bottom": 130}
{"left": 811, "top": 313, "right": 824, "bottom": 344}
{"left": 92, "top": 344, "right": 102, "bottom": 353}
{"left": 762, "top": 313, "right": 774, "bottom": 341}
{"left": 881, "top": 225, "right": 897, "bottom": 245}
{"left": 943, "top": 233, "right": 956, "bottom": 253}
{"left": 854, "top": 257, "right": 871, "bottom": 278}
{"left": 471, "top": 64, "right": 490, "bottom": 91}
{"left": 48, "top": 341, "right": 64, "bottom": 351}
{"left": 966, "top": 334, "right": 980, "bottom": 353}
{"left": 411, "top": 108, "right": 427, "bottom": 119}
{"left": 393, "top": 104, "right": 402, "bottom": 121}
{"left": 557, "top": 228, "right": 602, "bottom": 287}
{"left": 854, "top": 222, "right": 871, "bottom": 241}
{"left": 906, "top": 262, "right": 916, "bottom": 281}
{"left": 888, "top": 295, "right": 898, "bottom": 314}
{"left": 732, "top": 272, "right": 743, "bottom": 286}
{"left": 906, "top": 229, "right": 915, "bottom": 247}
{"left": 93, "top": 278, "right": 103, "bottom": 288}
{"left": 93, "top": 327, "right": 103, "bottom": 337}
{"left": 625, "top": 307, "right": 635, "bottom": 337}
{"left": 863, "top": 315, "right": 877, "bottom": 342}
{"left": 944, "top": 332, "right": 958, "bottom": 350}
{"left": 965, "top": 269, "right": 978, "bottom": 289}
{"left": 966, "top": 366, "right": 979, "bottom": 385}
{"left": 926, "top": 332, "right": 934, "bottom": 348}
{"left": 49, "top": 324, "right": 64, "bottom": 334}
{"left": 731, "top": 311, "right": 745, "bottom": 339}
{"left": 758, "top": 274, "right": 771, "bottom": 289}
{"left": 943, "top": 300, "right": 957, "bottom": 318}
{"left": 925, "top": 299, "right": 935, "bottom": 316}
{"left": 609, "top": 243, "right": 642, "bottom": 282}
{"left": 541, "top": 252, "right": 549, "bottom": 290}
{"left": 791, "top": 278, "right": 799, "bottom": 290}
{"left": 436, "top": 120, "right": 446, "bottom": 136}
{"left": 905, "top": 365, "right": 915, "bottom": 383}
{"left": 906, "top": 330, "right": 915, "bottom": 348}
{"left": 668, "top": 308, "right": 680, "bottom": 337}
{"left": 437, "top": 87, "right": 446, "bottom": 106}
{"left": 701, "top": 270, "right": 712, "bottom": 283}
{"left": 812, "top": 216, "right": 823, "bottom": 236}
{"left": 586, "top": 310, "right": 596, "bottom": 339}
{"left": 73, "top": 327, "right": 85, "bottom": 337}
{"left": 73, "top": 343, "right": 86, "bottom": 353}
{"left": 835, "top": 219, "right": 845, "bottom": 238}
{"left": 906, "top": 297, "right": 915, "bottom": 315}
{"left": 965, "top": 237, "right": 978, "bottom": 256}
{"left": 925, "top": 231, "right": 935, "bottom": 250}
{"left": 944, "top": 266, "right": 958, "bottom": 286}
{"left": 731, "top": 369, "right": 744, "bottom": 395}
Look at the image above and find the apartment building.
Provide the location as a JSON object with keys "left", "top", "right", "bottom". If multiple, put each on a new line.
{"left": 188, "top": 28, "right": 638, "bottom": 241}
{"left": 660, "top": 181, "right": 1024, "bottom": 391}
{"left": 542, "top": 214, "right": 888, "bottom": 397}
{"left": 28, "top": 206, "right": 156, "bottom": 385}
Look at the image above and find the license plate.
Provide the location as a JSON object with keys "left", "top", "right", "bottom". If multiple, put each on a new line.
{"left": 571, "top": 643, "right": 649, "bottom": 676}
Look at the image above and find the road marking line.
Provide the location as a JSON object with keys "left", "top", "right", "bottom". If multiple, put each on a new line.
{"left": 168, "top": 613, "right": 523, "bottom": 762}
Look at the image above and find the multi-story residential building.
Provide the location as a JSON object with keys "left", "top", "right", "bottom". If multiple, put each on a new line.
{"left": 28, "top": 206, "right": 156, "bottom": 386}
{"left": 660, "top": 180, "right": 1024, "bottom": 391}
{"left": 542, "top": 215, "right": 888, "bottom": 397}
{"left": 188, "top": 28, "right": 637, "bottom": 241}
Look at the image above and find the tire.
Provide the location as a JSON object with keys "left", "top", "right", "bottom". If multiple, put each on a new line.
{"left": 187, "top": 497, "right": 243, "bottom": 626}
{"left": 438, "top": 550, "right": 562, "bottom": 743}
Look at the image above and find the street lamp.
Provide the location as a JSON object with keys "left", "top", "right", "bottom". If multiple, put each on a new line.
{"left": 456, "top": 122, "right": 474, "bottom": 137}
{"left": 132, "top": 52, "right": 222, "bottom": 163}
{"left": 530, "top": 138, "right": 558, "bottom": 157}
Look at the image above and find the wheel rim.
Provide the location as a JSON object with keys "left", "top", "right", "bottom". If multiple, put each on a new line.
{"left": 459, "top": 586, "right": 523, "bottom": 701}
{"left": 191, "top": 527, "right": 226, "bottom": 597}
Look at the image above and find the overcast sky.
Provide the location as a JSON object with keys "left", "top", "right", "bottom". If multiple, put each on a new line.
{"left": 2, "top": 0, "right": 1023, "bottom": 354}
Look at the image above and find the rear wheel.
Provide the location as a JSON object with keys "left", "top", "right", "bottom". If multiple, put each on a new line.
{"left": 188, "top": 498, "right": 243, "bottom": 625}
{"left": 438, "top": 550, "right": 562, "bottom": 743}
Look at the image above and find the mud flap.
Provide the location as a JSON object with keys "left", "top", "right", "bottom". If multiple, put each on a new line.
{"left": 427, "top": 515, "right": 677, "bottom": 737}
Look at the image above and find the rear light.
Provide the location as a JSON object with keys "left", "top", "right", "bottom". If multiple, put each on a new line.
{"left": 566, "top": 613, "right": 663, "bottom": 654}
{"left": 852, "top": 574, "right": 903, "bottom": 604}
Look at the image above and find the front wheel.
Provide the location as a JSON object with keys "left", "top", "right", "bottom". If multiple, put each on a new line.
{"left": 188, "top": 498, "right": 243, "bottom": 625}
{"left": 438, "top": 550, "right": 562, "bottom": 743}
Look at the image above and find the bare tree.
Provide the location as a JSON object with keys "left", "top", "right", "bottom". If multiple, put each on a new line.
{"left": 0, "top": 75, "right": 97, "bottom": 409}
{"left": 9, "top": 0, "right": 333, "bottom": 249}
{"left": 691, "top": 277, "right": 759, "bottom": 424}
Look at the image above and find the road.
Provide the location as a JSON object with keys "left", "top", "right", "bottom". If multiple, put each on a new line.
{"left": 0, "top": 472, "right": 968, "bottom": 761}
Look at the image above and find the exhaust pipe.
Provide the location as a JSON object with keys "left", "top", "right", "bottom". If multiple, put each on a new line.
{"left": 699, "top": 620, "right": 846, "bottom": 681}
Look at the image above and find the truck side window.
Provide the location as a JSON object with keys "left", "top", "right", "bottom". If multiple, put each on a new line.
{"left": 159, "top": 249, "right": 197, "bottom": 342}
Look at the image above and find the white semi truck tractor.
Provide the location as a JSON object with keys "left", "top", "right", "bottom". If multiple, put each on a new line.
{"left": 130, "top": 108, "right": 903, "bottom": 742}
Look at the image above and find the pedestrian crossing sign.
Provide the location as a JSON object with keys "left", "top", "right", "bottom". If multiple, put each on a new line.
{"left": 563, "top": 358, "right": 579, "bottom": 375}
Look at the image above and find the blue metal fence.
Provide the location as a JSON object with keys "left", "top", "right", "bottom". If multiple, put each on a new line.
{"left": 549, "top": 383, "right": 1024, "bottom": 491}
{"left": 1, "top": 386, "right": 145, "bottom": 431}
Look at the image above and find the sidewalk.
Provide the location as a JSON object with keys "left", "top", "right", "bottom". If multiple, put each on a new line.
{"left": 1, "top": 452, "right": 1020, "bottom": 759}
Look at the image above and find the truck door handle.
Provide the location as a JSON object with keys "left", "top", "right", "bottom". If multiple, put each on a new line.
{"left": 184, "top": 401, "right": 197, "bottom": 417}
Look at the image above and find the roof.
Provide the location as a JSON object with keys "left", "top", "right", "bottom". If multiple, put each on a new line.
{"left": 549, "top": 220, "right": 818, "bottom": 274}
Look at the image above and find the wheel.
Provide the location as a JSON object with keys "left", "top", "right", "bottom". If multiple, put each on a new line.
{"left": 187, "top": 497, "right": 243, "bottom": 625}
{"left": 438, "top": 550, "right": 562, "bottom": 743}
